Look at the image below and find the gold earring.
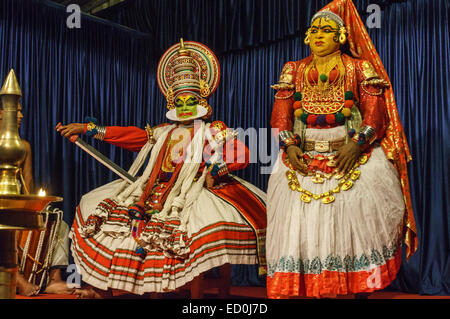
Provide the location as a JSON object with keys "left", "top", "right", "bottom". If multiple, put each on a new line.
{"left": 339, "top": 27, "right": 347, "bottom": 44}
{"left": 304, "top": 30, "right": 311, "bottom": 45}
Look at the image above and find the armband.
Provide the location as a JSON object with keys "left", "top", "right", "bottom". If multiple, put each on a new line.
{"left": 205, "top": 160, "right": 229, "bottom": 178}
{"left": 279, "top": 130, "right": 301, "bottom": 150}
{"left": 348, "top": 126, "right": 377, "bottom": 147}
{"left": 84, "top": 116, "right": 106, "bottom": 141}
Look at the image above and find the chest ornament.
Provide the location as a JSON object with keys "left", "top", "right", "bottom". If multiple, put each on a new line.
{"left": 294, "top": 89, "right": 355, "bottom": 126}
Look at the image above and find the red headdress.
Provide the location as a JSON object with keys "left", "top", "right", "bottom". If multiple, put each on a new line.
{"left": 320, "top": 0, "right": 417, "bottom": 259}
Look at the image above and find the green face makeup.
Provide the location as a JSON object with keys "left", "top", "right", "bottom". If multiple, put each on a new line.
{"left": 175, "top": 95, "right": 199, "bottom": 119}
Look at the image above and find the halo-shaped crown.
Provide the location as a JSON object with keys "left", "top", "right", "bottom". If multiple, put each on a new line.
{"left": 157, "top": 40, "right": 220, "bottom": 105}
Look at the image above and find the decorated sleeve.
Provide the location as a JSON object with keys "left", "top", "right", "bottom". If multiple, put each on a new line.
{"left": 270, "top": 61, "right": 297, "bottom": 136}
{"left": 356, "top": 60, "right": 389, "bottom": 140}
{"left": 102, "top": 126, "right": 148, "bottom": 152}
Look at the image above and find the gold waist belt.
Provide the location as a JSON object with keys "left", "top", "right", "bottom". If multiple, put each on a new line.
{"left": 304, "top": 137, "right": 345, "bottom": 153}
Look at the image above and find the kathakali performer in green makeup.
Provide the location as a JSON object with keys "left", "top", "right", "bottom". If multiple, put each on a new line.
{"left": 56, "top": 39, "right": 267, "bottom": 297}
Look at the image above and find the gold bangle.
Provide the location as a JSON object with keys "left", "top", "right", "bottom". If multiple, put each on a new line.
{"left": 86, "top": 122, "right": 96, "bottom": 131}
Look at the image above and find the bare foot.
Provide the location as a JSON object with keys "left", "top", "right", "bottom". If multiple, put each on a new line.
{"left": 74, "top": 287, "right": 109, "bottom": 299}
{"left": 16, "top": 274, "right": 39, "bottom": 296}
{"left": 44, "top": 280, "right": 75, "bottom": 295}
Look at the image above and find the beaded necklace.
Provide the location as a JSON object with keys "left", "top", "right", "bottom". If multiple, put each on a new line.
{"left": 293, "top": 52, "right": 355, "bottom": 126}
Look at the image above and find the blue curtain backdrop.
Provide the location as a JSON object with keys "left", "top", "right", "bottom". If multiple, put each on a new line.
{"left": 0, "top": 0, "right": 448, "bottom": 294}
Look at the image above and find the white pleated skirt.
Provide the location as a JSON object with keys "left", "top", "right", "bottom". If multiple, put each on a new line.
{"left": 70, "top": 178, "right": 263, "bottom": 294}
{"left": 266, "top": 126, "right": 405, "bottom": 298}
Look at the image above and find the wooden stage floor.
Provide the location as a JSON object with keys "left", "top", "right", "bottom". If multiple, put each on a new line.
{"left": 15, "top": 286, "right": 450, "bottom": 299}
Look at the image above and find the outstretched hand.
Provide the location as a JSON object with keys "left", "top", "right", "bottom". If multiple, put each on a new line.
{"left": 55, "top": 122, "right": 85, "bottom": 139}
{"left": 286, "top": 145, "right": 308, "bottom": 174}
{"left": 334, "top": 141, "right": 361, "bottom": 174}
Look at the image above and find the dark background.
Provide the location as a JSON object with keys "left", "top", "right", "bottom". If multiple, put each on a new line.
{"left": 0, "top": 0, "right": 449, "bottom": 294}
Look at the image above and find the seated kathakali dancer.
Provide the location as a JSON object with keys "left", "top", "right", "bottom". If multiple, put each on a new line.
{"left": 57, "top": 40, "right": 266, "bottom": 296}
{"left": 266, "top": 0, "right": 418, "bottom": 299}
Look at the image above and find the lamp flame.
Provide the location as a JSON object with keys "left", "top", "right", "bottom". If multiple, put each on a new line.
{"left": 37, "top": 188, "right": 46, "bottom": 197}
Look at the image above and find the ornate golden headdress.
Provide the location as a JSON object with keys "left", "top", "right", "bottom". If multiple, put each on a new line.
{"left": 157, "top": 39, "right": 220, "bottom": 120}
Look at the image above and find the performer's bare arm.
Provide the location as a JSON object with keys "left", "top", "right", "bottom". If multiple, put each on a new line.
{"left": 21, "top": 140, "right": 34, "bottom": 194}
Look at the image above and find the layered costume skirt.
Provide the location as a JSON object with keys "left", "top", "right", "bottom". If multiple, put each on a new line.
{"left": 266, "top": 126, "right": 405, "bottom": 298}
{"left": 70, "top": 176, "right": 266, "bottom": 295}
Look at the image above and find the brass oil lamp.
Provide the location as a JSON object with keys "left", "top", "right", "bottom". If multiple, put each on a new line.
{"left": 0, "top": 69, "right": 61, "bottom": 299}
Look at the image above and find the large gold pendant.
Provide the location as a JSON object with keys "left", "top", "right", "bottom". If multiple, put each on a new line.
{"left": 286, "top": 171, "right": 294, "bottom": 180}
{"left": 300, "top": 194, "right": 312, "bottom": 203}
{"left": 284, "top": 153, "right": 365, "bottom": 204}
{"left": 288, "top": 181, "right": 298, "bottom": 191}
{"left": 350, "top": 170, "right": 361, "bottom": 181}
{"left": 312, "top": 173, "right": 325, "bottom": 184}
{"left": 341, "top": 180, "right": 353, "bottom": 191}
{"left": 322, "top": 195, "right": 335, "bottom": 204}
{"left": 334, "top": 171, "right": 345, "bottom": 180}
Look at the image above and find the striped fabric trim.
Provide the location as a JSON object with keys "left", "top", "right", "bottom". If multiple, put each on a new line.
{"left": 206, "top": 180, "right": 267, "bottom": 271}
{"left": 267, "top": 249, "right": 402, "bottom": 299}
{"left": 71, "top": 206, "right": 258, "bottom": 294}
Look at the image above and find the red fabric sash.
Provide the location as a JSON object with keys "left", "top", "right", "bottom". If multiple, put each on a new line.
{"left": 207, "top": 176, "right": 267, "bottom": 272}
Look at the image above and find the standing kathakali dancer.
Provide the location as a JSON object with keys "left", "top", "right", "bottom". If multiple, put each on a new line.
{"left": 267, "top": 0, "right": 417, "bottom": 298}
{"left": 57, "top": 40, "right": 266, "bottom": 296}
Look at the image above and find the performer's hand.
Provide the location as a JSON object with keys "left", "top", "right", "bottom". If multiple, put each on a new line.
{"left": 205, "top": 174, "right": 215, "bottom": 188}
{"left": 55, "top": 122, "right": 85, "bottom": 138}
{"left": 335, "top": 141, "right": 361, "bottom": 174}
{"left": 286, "top": 145, "right": 308, "bottom": 174}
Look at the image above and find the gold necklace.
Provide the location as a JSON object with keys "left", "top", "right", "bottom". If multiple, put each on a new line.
{"left": 285, "top": 154, "right": 369, "bottom": 204}
{"left": 314, "top": 50, "right": 341, "bottom": 77}
{"left": 305, "top": 50, "right": 345, "bottom": 93}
